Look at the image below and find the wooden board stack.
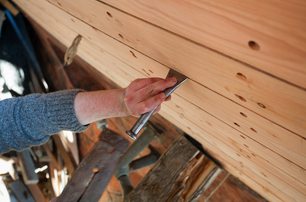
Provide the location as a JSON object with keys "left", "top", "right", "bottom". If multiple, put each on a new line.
{"left": 13, "top": 0, "right": 306, "bottom": 201}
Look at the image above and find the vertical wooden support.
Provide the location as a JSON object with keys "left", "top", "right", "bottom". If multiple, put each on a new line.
{"left": 18, "top": 150, "right": 39, "bottom": 184}
{"left": 9, "top": 180, "right": 35, "bottom": 202}
{"left": 56, "top": 129, "right": 129, "bottom": 202}
{"left": 127, "top": 135, "right": 220, "bottom": 202}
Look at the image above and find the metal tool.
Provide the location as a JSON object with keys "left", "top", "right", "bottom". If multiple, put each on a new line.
{"left": 127, "top": 69, "right": 188, "bottom": 140}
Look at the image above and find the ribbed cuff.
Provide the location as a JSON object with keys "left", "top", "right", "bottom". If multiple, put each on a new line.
{"left": 44, "top": 89, "right": 88, "bottom": 132}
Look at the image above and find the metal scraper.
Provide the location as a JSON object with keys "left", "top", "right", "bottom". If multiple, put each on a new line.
{"left": 127, "top": 69, "right": 188, "bottom": 140}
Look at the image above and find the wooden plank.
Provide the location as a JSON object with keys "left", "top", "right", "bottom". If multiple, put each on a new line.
{"left": 178, "top": 82, "right": 306, "bottom": 169}
{"left": 31, "top": 4, "right": 306, "bottom": 195}
{"left": 17, "top": 0, "right": 306, "bottom": 200}
{"left": 47, "top": 0, "right": 306, "bottom": 138}
{"left": 99, "top": 0, "right": 306, "bottom": 89}
{"left": 60, "top": 55, "right": 264, "bottom": 201}
{"left": 56, "top": 129, "right": 129, "bottom": 202}
{"left": 15, "top": 0, "right": 306, "bottom": 183}
{"left": 16, "top": 0, "right": 306, "bottom": 173}
{"left": 206, "top": 146, "right": 296, "bottom": 202}
{"left": 161, "top": 97, "right": 306, "bottom": 199}
{"left": 14, "top": 1, "right": 306, "bottom": 201}
{"left": 204, "top": 175, "right": 267, "bottom": 202}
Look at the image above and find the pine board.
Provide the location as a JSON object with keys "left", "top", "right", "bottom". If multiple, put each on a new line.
{"left": 44, "top": 0, "right": 306, "bottom": 171}
{"left": 13, "top": 0, "right": 306, "bottom": 201}
{"left": 102, "top": 0, "right": 306, "bottom": 88}
{"left": 47, "top": 0, "right": 306, "bottom": 138}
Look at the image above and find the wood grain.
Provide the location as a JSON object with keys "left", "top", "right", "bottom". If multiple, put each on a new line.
{"left": 127, "top": 136, "right": 200, "bottom": 201}
{"left": 127, "top": 136, "right": 219, "bottom": 202}
{"left": 206, "top": 175, "right": 267, "bottom": 202}
{"left": 23, "top": 0, "right": 306, "bottom": 173}
{"left": 100, "top": 0, "right": 306, "bottom": 89}
{"left": 17, "top": 0, "right": 306, "bottom": 171}
{"left": 163, "top": 95, "right": 306, "bottom": 199}
{"left": 14, "top": 0, "right": 306, "bottom": 201}
{"left": 47, "top": 0, "right": 306, "bottom": 139}
{"left": 61, "top": 53, "right": 266, "bottom": 202}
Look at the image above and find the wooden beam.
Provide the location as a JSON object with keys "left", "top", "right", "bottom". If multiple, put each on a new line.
{"left": 47, "top": 0, "right": 306, "bottom": 138}
{"left": 127, "top": 136, "right": 220, "bottom": 202}
{"left": 100, "top": 0, "right": 306, "bottom": 89}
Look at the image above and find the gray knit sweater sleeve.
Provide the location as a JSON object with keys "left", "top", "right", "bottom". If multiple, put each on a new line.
{"left": 0, "top": 89, "right": 88, "bottom": 153}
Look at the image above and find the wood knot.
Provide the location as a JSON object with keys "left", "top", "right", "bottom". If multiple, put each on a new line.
{"left": 106, "top": 11, "right": 112, "bottom": 18}
{"left": 236, "top": 72, "right": 247, "bottom": 80}
{"left": 257, "top": 102, "right": 266, "bottom": 109}
{"left": 235, "top": 94, "right": 246, "bottom": 102}
{"left": 248, "top": 40, "right": 260, "bottom": 50}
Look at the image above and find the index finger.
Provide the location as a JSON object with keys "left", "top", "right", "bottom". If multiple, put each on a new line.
{"left": 132, "top": 77, "right": 177, "bottom": 102}
{"left": 129, "top": 77, "right": 163, "bottom": 91}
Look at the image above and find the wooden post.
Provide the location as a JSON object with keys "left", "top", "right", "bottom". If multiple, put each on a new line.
{"left": 127, "top": 135, "right": 220, "bottom": 202}
{"left": 56, "top": 129, "right": 129, "bottom": 202}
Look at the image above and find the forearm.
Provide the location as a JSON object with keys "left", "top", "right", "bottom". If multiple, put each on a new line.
{"left": 0, "top": 77, "right": 175, "bottom": 153}
{"left": 74, "top": 88, "right": 128, "bottom": 125}
{"left": 0, "top": 90, "right": 87, "bottom": 153}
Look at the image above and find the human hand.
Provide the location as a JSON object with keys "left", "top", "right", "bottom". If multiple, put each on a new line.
{"left": 123, "top": 77, "right": 177, "bottom": 116}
